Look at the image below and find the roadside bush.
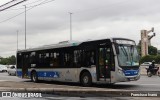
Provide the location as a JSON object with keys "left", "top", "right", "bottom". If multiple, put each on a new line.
{"left": 140, "top": 55, "right": 160, "bottom": 64}
{"left": 155, "top": 55, "right": 160, "bottom": 64}
{"left": 140, "top": 55, "right": 156, "bottom": 64}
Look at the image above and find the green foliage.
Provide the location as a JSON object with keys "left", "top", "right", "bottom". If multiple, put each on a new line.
{"left": 137, "top": 45, "right": 141, "bottom": 55}
{"left": 148, "top": 46, "right": 157, "bottom": 55}
{"left": 0, "top": 55, "right": 16, "bottom": 65}
{"left": 137, "top": 40, "right": 141, "bottom": 55}
{"left": 155, "top": 55, "right": 160, "bottom": 64}
{"left": 140, "top": 55, "right": 160, "bottom": 64}
{"left": 137, "top": 40, "right": 158, "bottom": 56}
{"left": 157, "top": 50, "right": 160, "bottom": 54}
{"left": 140, "top": 55, "right": 155, "bottom": 64}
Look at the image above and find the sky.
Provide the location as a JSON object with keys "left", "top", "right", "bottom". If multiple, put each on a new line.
{"left": 0, "top": 0, "right": 160, "bottom": 57}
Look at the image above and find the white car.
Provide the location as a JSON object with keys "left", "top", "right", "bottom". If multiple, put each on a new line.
{"left": 7, "top": 65, "right": 16, "bottom": 75}
{"left": 141, "top": 62, "right": 158, "bottom": 68}
{"left": 141, "top": 62, "right": 152, "bottom": 66}
{"left": 0, "top": 65, "right": 7, "bottom": 72}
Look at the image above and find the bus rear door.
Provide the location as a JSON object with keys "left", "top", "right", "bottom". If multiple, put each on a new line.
{"left": 22, "top": 54, "right": 29, "bottom": 78}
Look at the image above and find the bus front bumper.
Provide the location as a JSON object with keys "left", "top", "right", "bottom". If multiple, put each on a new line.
{"left": 125, "top": 75, "right": 140, "bottom": 81}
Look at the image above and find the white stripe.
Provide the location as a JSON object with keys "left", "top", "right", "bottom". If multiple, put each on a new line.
{"left": 138, "top": 84, "right": 160, "bottom": 86}
{"left": 120, "top": 83, "right": 160, "bottom": 86}
{"left": 0, "top": 80, "right": 7, "bottom": 81}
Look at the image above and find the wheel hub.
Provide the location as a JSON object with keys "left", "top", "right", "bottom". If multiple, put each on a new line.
{"left": 83, "top": 76, "right": 89, "bottom": 83}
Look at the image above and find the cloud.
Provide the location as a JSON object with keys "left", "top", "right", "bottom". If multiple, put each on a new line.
{"left": 0, "top": 0, "right": 160, "bottom": 57}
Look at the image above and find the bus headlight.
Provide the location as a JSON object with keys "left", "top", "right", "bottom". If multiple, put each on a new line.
{"left": 118, "top": 68, "right": 125, "bottom": 76}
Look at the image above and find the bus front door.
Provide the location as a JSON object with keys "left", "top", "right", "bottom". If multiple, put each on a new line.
{"left": 98, "top": 46, "right": 111, "bottom": 82}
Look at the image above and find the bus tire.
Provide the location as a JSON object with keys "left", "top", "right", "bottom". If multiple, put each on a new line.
{"left": 31, "top": 71, "right": 38, "bottom": 83}
{"left": 80, "top": 72, "right": 92, "bottom": 87}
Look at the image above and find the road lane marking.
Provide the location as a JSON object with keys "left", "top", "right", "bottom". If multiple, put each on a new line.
{"left": 138, "top": 84, "right": 160, "bottom": 86}
{"left": 0, "top": 80, "right": 7, "bottom": 81}
{"left": 118, "top": 83, "right": 160, "bottom": 86}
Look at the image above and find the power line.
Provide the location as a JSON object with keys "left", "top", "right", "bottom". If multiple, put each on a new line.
{"left": 26, "top": 0, "right": 54, "bottom": 8}
{"left": 0, "top": 0, "right": 54, "bottom": 23}
{"left": 0, "top": 0, "right": 27, "bottom": 11}
{"left": 0, "top": 12, "right": 24, "bottom": 23}
{"left": 0, "top": 0, "right": 128, "bottom": 23}
{"left": 25, "top": 0, "right": 45, "bottom": 5}
{"left": 1, "top": 0, "right": 51, "bottom": 11}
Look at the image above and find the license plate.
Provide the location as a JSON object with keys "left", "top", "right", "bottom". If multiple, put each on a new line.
{"left": 129, "top": 78, "right": 135, "bottom": 81}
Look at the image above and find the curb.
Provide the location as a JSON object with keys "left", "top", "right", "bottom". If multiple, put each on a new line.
{"left": 0, "top": 87, "right": 121, "bottom": 92}
{"left": 0, "top": 87, "right": 133, "bottom": 97}
{"left": 1, "top": 88, "right": 160, "bottom": 97}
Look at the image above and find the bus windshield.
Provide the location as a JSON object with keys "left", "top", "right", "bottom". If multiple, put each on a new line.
{"left": 117, "top": 44, "right": 139, "bottom": 66}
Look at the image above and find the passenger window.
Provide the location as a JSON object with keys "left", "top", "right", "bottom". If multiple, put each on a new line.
{"left": 83, "top": 50, "right": 96, "bottom": 67}
{"left": 50, "top": 52, "right": 60, "bottom": 67}
{"left": 74, "top": 50, "right": 82, "bottom": 67}
{"left": 64, "top": 52, "right": 73, "bottom": 67}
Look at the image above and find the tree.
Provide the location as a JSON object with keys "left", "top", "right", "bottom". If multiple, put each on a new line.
{"left": 140, "top": 55, "right": 160, "bottom": 64}
{"left": 148, "top": 46, "right": 157, "bottom": 55}
{"left": 140, "top": 55, "right": 155, "bottom": 64}
{"left": 0, "top": 55, "right": 16, "bottom": 65}
{"left": 137, "top": 40, "right": 158, "bottom": 56}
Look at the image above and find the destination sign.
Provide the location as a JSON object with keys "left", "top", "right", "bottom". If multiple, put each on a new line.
{"left": 115, "top": 40, "right": 135, "bottom": 45}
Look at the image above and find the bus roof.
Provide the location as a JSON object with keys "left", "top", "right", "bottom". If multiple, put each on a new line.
{"left": 17, "top": 40, "right": 82, "bottom": 53}
{"left": 17, "top": 37, "right": 134, "bottom": 53}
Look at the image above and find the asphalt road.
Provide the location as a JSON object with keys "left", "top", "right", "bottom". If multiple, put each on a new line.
{"left": 0, "top": 72, "right": 160, "bottom": 100}
{"left": 116, "top": 75, "right": 160, "bottom": 91}
{"left": 0, "top": 72, "right": 160, "bottom": 91}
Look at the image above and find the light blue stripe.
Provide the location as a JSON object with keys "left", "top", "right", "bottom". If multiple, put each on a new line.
{"left": 17, "top": 71, "right": 59, "bottom": 78}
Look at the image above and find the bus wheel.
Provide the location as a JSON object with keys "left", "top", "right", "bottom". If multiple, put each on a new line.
{"left": 31, "top": 71, "right": 38, "bottom": 82}
{"left": 81, "top": 72, "right": 92, "bottom": 87}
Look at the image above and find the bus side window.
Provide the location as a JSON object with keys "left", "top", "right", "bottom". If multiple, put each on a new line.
{"left": 29, "top": 52, "right": 36, "bottom": 67}
{"left": 74, "top": 50, "right": 82, "bottom": 67}
{"left": 30, "top": 52, "right": 35, "bottom": 63}
{"left": 38, "top": 53, "right": 44, "bottom": 67}
{"left": 44, "top": 52, "right": 50, "bottom": 67}
{"left": 83, "top": 50, "right": 95, "bottom": 67}
{"left": 51, "top": 52, "right": 60, "bottom": 67}
{"left": 64, "top": 51, "right": 73, "bottom": 68}
{"left": 90, "top": 51, "right": 95, "bottom": 65}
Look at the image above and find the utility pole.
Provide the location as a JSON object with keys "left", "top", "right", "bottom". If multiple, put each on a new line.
{"left": 24, "top": 5, "right": 26, "bottom": 49}
{"left": 17, "top": 30, "right": 19, "bottom": 50}
{"left": 69, "top": 12, "right": 72, "bottom": 41}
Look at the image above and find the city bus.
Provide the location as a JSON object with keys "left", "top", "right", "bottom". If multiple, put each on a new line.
{"left": 16, "top": 38, "right": 140, "bottom": 86}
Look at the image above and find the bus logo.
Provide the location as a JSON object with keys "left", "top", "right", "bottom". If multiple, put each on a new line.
{"left": 2, "top": 92, "right": 11, "bottom": 97}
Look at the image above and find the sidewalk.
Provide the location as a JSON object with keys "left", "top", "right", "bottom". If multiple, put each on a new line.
{"left": 0, "top": 81, "right": 160, "bottom": 97}
{"left": 0, "top": 81, "right": 129, "bottom": 97}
